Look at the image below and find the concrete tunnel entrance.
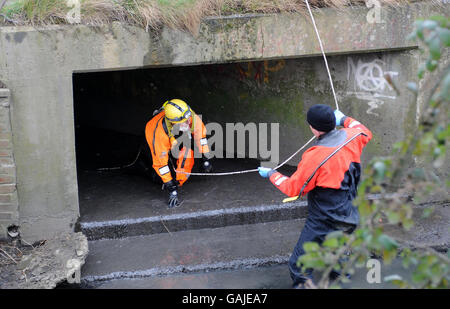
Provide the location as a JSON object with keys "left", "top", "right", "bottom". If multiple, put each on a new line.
{"left": 72, "top": 59, "right": 311, "bottom": 236}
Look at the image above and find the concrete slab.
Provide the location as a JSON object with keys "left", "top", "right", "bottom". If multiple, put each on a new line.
{"left": 384, "top": 201, "right": 450, "bottom": 251}
{"left": 81, "top": 219, "right": 305, "bottom": 283}
{"left": 80, "top": 203, "right": 449, "bottom": 287}
{"left": 78, "top": 159, "right": 307, "bottom": 240}
{"left": 79, "top": 159, "right": 297, "bottom": 221}
{"left": 91, "top": 258, "right": 414, "bottom": 289}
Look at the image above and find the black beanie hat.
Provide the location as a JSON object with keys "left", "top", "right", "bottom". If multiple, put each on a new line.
{"left": 307, "top": 104, "right": 336, "bottom": 132}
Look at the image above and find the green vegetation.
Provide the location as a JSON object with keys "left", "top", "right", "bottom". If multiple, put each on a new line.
{"left": 0, "top": 0, "right": 427, "bottom": 33}
{"left": 297, "top": 16, "right": 450, "bottom": 289}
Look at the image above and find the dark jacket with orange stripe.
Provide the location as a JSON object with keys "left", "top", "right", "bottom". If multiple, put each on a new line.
{"left": 145, "top": 110, "right": 210, "bottom": 184}
{"left": 270, "top": 117, "right": 372, "bottom": 231}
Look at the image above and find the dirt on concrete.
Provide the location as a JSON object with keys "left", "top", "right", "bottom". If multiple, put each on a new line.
{"left": 0, "top": 232, "right": 88, "bottom": 289}
{"left": 384, "top": 201, "right": 450, "bottom": 252}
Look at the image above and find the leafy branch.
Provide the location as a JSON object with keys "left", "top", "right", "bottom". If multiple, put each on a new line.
{"left": 298, "top": 15, "right": 450, "bottom": 289}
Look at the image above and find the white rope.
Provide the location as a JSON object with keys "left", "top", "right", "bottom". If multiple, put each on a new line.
{"left": 95, "top": 135, "right": 316, "bottom": 176}
{"left": 183, "top": 168, "right": 259, "bottom": 176}
{"left": 304, "top": 0, "right": 340, "bottom": 110}
{"left": 181, "top": 1, "right": 340, "bottom": 177}
{"left": 95, "top": 149, "right": 142, "bottom": 171}
{"left": 274, "top": 135, "right": 316, "bottom": 169}
{"left": 183, "top": 136, "right": 316, "bottom": 176}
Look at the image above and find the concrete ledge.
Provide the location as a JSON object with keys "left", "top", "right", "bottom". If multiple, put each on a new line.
{"left": 80, "top": 202, "right": 450, "bottom": 286}
{"left": 80, "top": 202, "right": 309, "bottom": 241}
{"left": 0, "top": 2, "right": 444, "bottom": 73}
{"left": 81, "top": 219, "right": 305, "bottom": 283}
{"left": 79, "top": 192, "right": 411, "bottom": 241}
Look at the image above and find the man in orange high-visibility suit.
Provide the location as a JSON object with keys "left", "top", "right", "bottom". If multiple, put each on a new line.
{"left": 258, "top": 104, "right": 372, "bottom": 288}
{"left": 145, "top": 99, "right": 213, "bottom": 208}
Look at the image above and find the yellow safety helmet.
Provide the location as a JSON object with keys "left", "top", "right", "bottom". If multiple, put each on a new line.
{"left": 163, "top": 99, "right": 192, "bottom": 124}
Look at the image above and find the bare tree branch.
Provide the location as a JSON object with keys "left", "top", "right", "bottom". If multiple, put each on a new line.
{"left": 0, "top": 247, "right": 17, "bottom": 264}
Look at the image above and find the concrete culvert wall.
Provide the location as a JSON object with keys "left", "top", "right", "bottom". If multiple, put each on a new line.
{"left": 0, "top": 2, "right": 447, "bottom": 242}
{"left": 74, "top": 49, "right": 418, "bottom": 240}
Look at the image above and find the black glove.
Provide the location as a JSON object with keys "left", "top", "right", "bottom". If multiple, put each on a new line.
{"left": 168, "top": 190, "right": 180, "bottom": 208}
{"left": 201, "top": 154, "right": 213, "bottom": 173}
{"left": 163, "top": 180, "right": 180, "bottom": 208}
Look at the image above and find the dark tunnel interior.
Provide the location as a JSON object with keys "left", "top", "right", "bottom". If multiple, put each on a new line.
{"left": 73, "top": 63, "right": 266, "bottom": 171}
{"left": 72, "top": 62, "right": 298, "bottom": 222}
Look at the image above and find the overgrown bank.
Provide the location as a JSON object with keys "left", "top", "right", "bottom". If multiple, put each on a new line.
{"left": 0, "top": 0, "right": 440, "bottom": 33}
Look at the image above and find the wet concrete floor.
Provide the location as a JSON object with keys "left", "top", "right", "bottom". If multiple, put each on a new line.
{"left": 92, "top": 258, "right": 414, "bottom": 289}
{"left": 78, "top": 158, "right": 297, "bottom": 223}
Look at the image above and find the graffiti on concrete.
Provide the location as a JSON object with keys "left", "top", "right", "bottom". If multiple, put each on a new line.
{"left": 346, "top": 57, "right": 398, "bottom": 116}
{"left": 237, "top": 60, "right": 285, "bottom": 84}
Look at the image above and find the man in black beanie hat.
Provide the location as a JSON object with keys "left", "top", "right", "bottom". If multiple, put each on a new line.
{"left": 258, "top": 104, "right": 372, "bottom": 288}
{"left": 306, "top": 104, "right": 336, "bottom": 133}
